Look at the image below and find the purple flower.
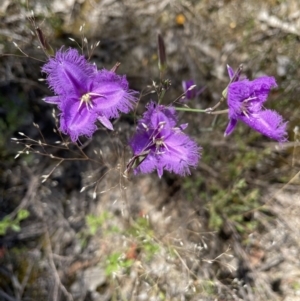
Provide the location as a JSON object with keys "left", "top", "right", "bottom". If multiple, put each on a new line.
{"left": 224, "top": 66, "right": 288, "bottom": 142}
{"left": 181, "top": 80, "right": 205, "bottom": 102}
{"left": 42, "top": 48, "right": 137, "bottom": 142}
{"left": 129, "top": 102, "right": 201, "bottom": 178}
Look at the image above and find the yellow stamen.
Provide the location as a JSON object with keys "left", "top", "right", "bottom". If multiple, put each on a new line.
{"left": 78, "top": 92, "right": 105, "bottom": 111}
{"left": 79, "top": 93, "right": 93, "bottom": 111}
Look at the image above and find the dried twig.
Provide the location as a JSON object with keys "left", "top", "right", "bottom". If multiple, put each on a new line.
{"left": 7, "top": 167, "right": 39, "bottom": 220}
{"left": 44, "top": 227, "right": 74, "bottom": 301}
{"left": 0, "top": 290, "right": 19, "bottom": 301}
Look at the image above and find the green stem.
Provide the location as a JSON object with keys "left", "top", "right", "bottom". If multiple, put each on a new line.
{"left": 158, "top": 89, "right": 166, "bottom": 104}
{"left": 175, "top": 107, "right": 207, "bottom": 113}
{"left": 175, "top": 107, "right": 229, "bottom": 114}
{"left": 209, "top": 109, "right": 228, "bottom": 115}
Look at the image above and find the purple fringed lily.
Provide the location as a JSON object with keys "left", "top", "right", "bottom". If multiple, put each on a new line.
{"left": 42, "top": 48, "right": 137, "bottom": 142}
{"left": 128, "top": 102, "right": 201, "bottom": 178}
{"left": 224, "top": 65, "right": 288, "bottom": 142}
{"left": 181, "top": 80, "right": 205, "bottom": 102}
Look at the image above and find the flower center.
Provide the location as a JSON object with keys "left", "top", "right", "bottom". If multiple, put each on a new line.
{"left": 154, "top": 137, "right": 168, "bottom": 154}
{"left": 79, "top": 93, "right": 94, "bottom": 111}
{"left": 240, "top": 96, "right": 258, "bottom": 117}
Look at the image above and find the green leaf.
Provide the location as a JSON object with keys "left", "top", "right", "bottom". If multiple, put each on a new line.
{"left": 11, "top": 224, "right": 21, "bottom": 232}
{"left": 17, "top": 209, "right": 30, "bottom": 221}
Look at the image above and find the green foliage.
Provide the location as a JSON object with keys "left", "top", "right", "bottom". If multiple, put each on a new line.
{"left": 182, "top": 176, "right": 204, "bottom": 202}
{"left": 85, "top": 213, "right": 159, "bottom": 277}
{"left": 128, "top": 217, "right": 160, "bottom": 260}
{"left": 199, "top": 280, "right": 216, "bottom": 296}
{"left": 85, "top": 211, "right": 111, "bottom": 235}
{"left": 105, "top": 252, "right": 133, "bottom": 276}
{"left": 182, "top": 135, "right": 272, "bottom": 239}
{"left": 291, "top": 281, "right": 300, "bottom": 291}
{"left": 208, "top": 178, "right": 260, "bottom": 233}
{"left": 0, "top": 209, "right": 30, "bottom": 235}
{"left": 142, "top": 238, "right": 160, "bottom": 260}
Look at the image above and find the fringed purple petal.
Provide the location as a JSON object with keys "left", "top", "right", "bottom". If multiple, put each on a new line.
{"left": 158, "top": 132, "right": 201, "bottom": 177}
{"left": 225, "top": 67, "right": 287, "bottom": 142}
{"left": 250, "top": 76, "right": 277, "bottom": 104}
{"left": 60, "top": 97, "right": 98, "bottom": 142}
{"left": 227, "top": 76, "right": 277, "bottom": 119}
{"left": 42, "top": 47, "right": 139, "bottom": 142}
{"left": 225, "top": 74, "right": 287, "bottom": 141}
{"left": 42, "top": 48, "right": 95, "bottom": 97}
{"left": 137, "top": 102, "right": 177, "bottom": 130}
{"left": 239, "top": 110, "right": 288, "bottom": 142}
{"left": 129, "top": 101, "right": 201, "bottom": 177}
{"left": 88, "top": 69, "right": 138, "bottom": 118}
{"left": 227, "top": 79, "right": 252, "bottom": 118}
{"left": 129, "top": 131, "right": 153, "bottom": 156}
